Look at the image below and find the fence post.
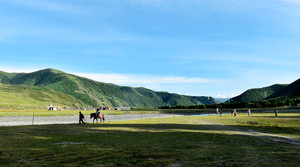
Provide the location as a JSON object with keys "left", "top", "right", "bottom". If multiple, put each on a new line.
{"left": 32, "top": 113, "right": 34, "bottom": 125}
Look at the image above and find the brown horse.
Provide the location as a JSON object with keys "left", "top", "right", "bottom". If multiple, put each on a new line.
{"left": 90, "top": 113, "right": 105, "bottom": 123}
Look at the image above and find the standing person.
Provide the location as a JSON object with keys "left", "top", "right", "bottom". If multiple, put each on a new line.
{"left": 232, "top": 109, "right": 237, "bottom": 117}
{"left": 216, "top": 108, "right": 219, "bottom": 115}
{"left": 248, "top": 109, "right": 251, "bottom": 117}
{"left": 274, "top": 110, "right": 278, "bottom": 117}
{"left": 79, "top": 111, "right": 85, "bottom": 124}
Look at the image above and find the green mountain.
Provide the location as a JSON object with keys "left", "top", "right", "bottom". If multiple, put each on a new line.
{"left": 0, "top": 68, "right": 218, "bottom": 108}
{"left": 0, "top": 83, "right": 85, "bottom": 109}
{"left": 268, "top": 79, "right": 300, "bottom": 100}
{"left": 228, "top": 84, "right": 287, "bottom": 103}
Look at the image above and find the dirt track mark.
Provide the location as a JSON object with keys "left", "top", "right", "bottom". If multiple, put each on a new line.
{"left": 189, "top": 118, "right": 300, "bottom": 145}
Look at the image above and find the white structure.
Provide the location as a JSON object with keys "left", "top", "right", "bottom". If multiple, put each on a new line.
{"left": 114, "top": 107, "right": 131, "bottom": 110}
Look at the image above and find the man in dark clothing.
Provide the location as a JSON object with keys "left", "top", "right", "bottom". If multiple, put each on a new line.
{"left": 96, "top": 106, "right": 101, "bottom": 118}
{"left": 79, "top": 111, "right": 85, "bottom": 124}
{"left": 274, "top": 110, "right": 278, "bottom": 117}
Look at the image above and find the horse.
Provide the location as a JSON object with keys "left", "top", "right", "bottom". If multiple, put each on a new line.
{"left": 90, "top": 113, "right": 105, "bottom": 123}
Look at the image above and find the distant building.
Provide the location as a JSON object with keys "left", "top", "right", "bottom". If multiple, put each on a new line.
{"left": 114, "top": 107, "right": 131, "bottom": 110}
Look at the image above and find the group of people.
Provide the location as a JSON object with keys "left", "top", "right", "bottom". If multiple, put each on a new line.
{"left": 215, "top": 108, "right": 223, "bottom": 115}
{"left": 79, "top": 106, "right": 102, "bottom": 124}
{"left": 227, "top": 108, "right": 278, "bottom": 117}
{"left": 79, "top": 106, "right": 279, "bottom": 124}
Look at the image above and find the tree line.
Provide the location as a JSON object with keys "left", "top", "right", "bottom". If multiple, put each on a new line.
{"left": 159, "top": 99, "right": 300, "bottom": 110}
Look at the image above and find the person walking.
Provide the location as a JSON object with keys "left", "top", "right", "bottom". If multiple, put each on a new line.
{"left": 79, "top": 111, "right": 85, "bottom": 124}
{"left": 274, "top": 110, "right": 278, "bottom": 117}
{"left": 248, "top": 109, "right": 251, "bottom": 117}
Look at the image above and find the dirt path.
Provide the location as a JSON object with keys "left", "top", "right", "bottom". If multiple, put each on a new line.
{"left": 192, "top": 118, "right": 300, "bottom": 145}
{"left": 0, "top": 113, "right": 177, "bottom": 126}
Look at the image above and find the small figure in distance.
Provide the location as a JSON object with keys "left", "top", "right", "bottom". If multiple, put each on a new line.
{"left": 216, "top": 108, "right": 219, "bottom": 115}
{"left": 48, "top": 104, "right": 53, "bottom": 110}
{"left": 248, "top": 109, "right": 251, "bottom": 117}
{"left": 79, "top": 111, "right": 85, "bottom": 124}
{"left": 232, "top": 109, "right": 237, "bottom": 117}
{"left": 274, "top": 110, "right": 278, "bottom": 117}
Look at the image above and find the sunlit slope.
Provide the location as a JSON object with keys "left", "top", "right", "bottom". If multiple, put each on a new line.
{"left": 0, "top": 83, "right": 85, "bottom": 108}
{"left": 0, "top": 69, "right": 218, "bottom": 108}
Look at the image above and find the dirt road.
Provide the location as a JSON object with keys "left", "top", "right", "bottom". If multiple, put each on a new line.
{"left": 0, "top": 113, "right": 176, "bottom": 126}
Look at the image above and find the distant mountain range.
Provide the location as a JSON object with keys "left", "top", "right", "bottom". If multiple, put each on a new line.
{"left": 229, "top": 78, "right": 300, "bottom": 103}
{"left": 0, "top": 68, "right": 218, "bottom": 108}
{"left": 214, "top": 98, "right": 230, "bottom": 103}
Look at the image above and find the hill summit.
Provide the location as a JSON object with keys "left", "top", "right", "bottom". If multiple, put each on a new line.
{"left": 0, "top": 68, "right": 218, "bottom": 108}
{"left": 228, "top": 78, "right": 300, "bottom": 103}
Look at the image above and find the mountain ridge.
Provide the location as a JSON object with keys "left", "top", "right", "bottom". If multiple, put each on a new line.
{"left": 228, "top": 84, "right": 287, "bottom": 103}
{"left": 268, "top": 79, "right": 300, "bottom": 100}
{"left": 0, "top": 68, "right": 219, "bottom": 108}
{"left": 228, "top": 79, "right": 300, "bottom": 103}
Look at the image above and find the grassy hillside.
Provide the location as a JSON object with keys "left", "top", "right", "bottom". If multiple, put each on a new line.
{"left": 268, "top": 79, "right": 300, "bottom": 100}
{"left": 0, "top": 83, "right": 85, "bottom": 109}
{"left": 229, "top": 84, "right": 287, "bottom": 103}
{"left": 0, "top": 69, "right": 218, "bottom": 108}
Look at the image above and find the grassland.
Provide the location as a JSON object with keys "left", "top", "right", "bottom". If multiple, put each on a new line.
{"left": 0, "top": 83, "right": 86, "bottom": 109}
{"left": 0, "top": 112, "right": 299, "bottom": 166}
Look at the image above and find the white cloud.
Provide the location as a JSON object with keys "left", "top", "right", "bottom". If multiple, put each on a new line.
{"left": 0, "top": 66, "right": 39, "bottom": 73}
{"left": 4, "top": 0, "right": 88, "bottom": 15}
{"left": 216, "top": 94, "right": 228, "bottom": 98}
{"left": 72, "top": 73, "right": 216, "bottom": 85}
{"left": 280, "top": 0, "right": 300, "bottom": 3}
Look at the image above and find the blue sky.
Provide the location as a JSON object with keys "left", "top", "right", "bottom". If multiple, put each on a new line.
{"left": 1, "top": 0, "right": 300, "bottom": 98}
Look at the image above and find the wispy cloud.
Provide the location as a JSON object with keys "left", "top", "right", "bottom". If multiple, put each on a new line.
{"left": 3, "top": 0, "right": 89, "bottom": 15}
{"left": 72, "top": 73, "right": 217, "bottom": 85}
{"left": 176, "top": 53, "right": 300, "bottom": 68}
{"left": 0, "top": 28, "right": 14, "bottom": 42}
{"left": 216, "top": 94, "right": 228, "bottom": 98}
{"left": 0, "top": 66, "right": 40, "bottom": 73}
{"left": 279, "top": 0, "right": 300, "bottom": 3}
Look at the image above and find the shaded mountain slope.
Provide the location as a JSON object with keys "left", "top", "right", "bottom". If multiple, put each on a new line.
{"left": 229, "top": 84, "right": 287, "bottom": 103}
{"left": 268, "top": 79, "right": 300, "bottom": 100}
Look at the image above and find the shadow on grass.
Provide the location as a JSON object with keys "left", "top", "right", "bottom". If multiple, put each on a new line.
{"left": 1, "top": 123, "right": 300, "bottom": 166}
{"left": 251, "top": 115, "right": 300, "bottom": 119}
{"left": 89, "top": 123, "right": 300, "bottom": 137}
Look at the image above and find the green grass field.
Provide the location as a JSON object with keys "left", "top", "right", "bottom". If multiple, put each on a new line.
{"left": 0, "top": 83, "right": 86, "bottom": 109}
{"left": 0, "top": 113, "right": 299, "bottom": 166}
